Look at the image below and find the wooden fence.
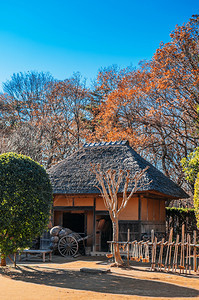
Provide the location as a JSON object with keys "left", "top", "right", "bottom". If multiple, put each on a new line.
{"left": 108, "top": 225, "right": 199, "bottom": 274}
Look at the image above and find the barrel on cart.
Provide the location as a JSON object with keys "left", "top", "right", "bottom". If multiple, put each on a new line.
{"left": 50, "top": 226, "right": 91, "bottom": 257}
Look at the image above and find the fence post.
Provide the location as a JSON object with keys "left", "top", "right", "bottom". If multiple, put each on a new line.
{"left": 127, "top": 228, "right": 130, "bottom": 266}
{"left": 193, "top": 230, "right": 197, "bottom": 272}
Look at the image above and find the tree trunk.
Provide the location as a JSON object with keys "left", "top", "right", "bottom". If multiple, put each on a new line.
{"left": 112, "top": 219, "right": 123, "bottom": 265}
{"left": 1, "top": 254, "right": 6, "bottom": 266}
{"left": 14, "top": 253, "right": 17, "bottom": 268}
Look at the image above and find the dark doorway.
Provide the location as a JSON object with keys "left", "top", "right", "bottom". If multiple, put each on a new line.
{"left": 63, "top": 213, "right": 85, "bottom": 234}
{"left": 98, "top": 216, "right": 112, "bottom": 252}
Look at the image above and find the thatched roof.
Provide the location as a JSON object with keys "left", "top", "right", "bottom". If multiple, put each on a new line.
{"left": 48, "top": 141, "right": 188, "bottom": 199}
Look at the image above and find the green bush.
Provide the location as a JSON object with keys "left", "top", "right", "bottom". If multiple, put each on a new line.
{"left": 194, "top": 174, "right": 199, "bottom": 228}
{"left": 181, "top": 148, "right": 199, "bottom": 228}
{"left": 181, "top": 148, "right": 199, "bottom": 184}
{"left": 0, "top": 152, "right": 53, "bottom": 259}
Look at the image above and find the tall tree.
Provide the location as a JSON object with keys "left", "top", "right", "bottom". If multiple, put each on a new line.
{"left": 38, "top": 72, "right": 91, "bottom": 167}
{"left": 0, "top": 72, "right": 91, "bottom": 168}
{"left": 89, "top": 15, "right": 199, "bottom": 196}
{"left": 2, "top": 71, "right": 54, "bottom": 122}
{"left": 88, "top": 65, "right": 133, "bottom": 135}
{"left": 92, "top": 164, "right": 149, "bottom": 266}
{"left": 0, "top": 71, "right": 55, "bottom": 166}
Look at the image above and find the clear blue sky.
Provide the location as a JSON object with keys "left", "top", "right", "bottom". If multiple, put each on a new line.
{"left": 0, "top": 0, "right": 198, "bottom": 90}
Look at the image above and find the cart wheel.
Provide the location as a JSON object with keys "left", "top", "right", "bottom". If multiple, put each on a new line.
{"left": 58, "top": 235, "right": 78, "bottom": 257}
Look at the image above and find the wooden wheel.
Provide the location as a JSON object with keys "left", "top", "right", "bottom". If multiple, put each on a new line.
{"left": 58, "top": 235, "right": 78, "bottom": 257}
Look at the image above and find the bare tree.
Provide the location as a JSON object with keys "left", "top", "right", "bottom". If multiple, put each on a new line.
{"left": 0, "top": 71, "right": 91, "bottom": 167}
{"left": 2, "top": 71, "right": 54, "bottom": 122}
{"left": 91, "top": 164, "right": 150, "bottom": 266}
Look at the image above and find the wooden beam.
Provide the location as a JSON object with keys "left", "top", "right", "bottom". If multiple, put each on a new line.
{"left": 138, "top": 195, "right": 141, "bottom": 240}
{"left": 96, "top": 211, "right": 109, "bottom": 215}
{"left": 53, "top": 206, "right": 93, "bottom": 211}
{"left": 147, "top": 198, "right": 148, "bottom": 221}
{"left": 53, "top": 191, "right": 175, "bottom": 200}
{"left": 142, "top": 195, "right": 167, "bottom": 201}
{"left": 138, "top": 195, "right": 141, "bottom": 221}
{"left": 84, "top": 213, "right": 87, "bottom": 236}
{"left": 93, "top": 198, "right": 96, "bottom": 252}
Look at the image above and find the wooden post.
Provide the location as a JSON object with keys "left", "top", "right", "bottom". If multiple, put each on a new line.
{"left": 168, "top": 240, "right": 174, "bottom": 272}
{"left": 150, "top": 229, "right": 154, "bottom": 271}
{"left": 151, "top": 229, "right": 154, "bottom": 243}
{"left": 138, "top": 195, "right": 141, "bottom": 240}
{"left": 193, "top": 230, "right": 197, "bottom": 272}
{"left": 172, "top": 234, "right": 179, "bottom": 273}
{"left": 158, "top": 238, "right": 164, "bottom": 271}
{"left": 151, "top": 237, "right": 157, "bottom": 271}
{"left": 185, "top": 234, "right": 188, "bottom": 274}
{"left": 93, "top": 198, "right": 96, "bottom": 252}
{"left": 188, "top": 234, "right": 191, "bottom": 274}
{"left": 127, "top": 229, "right": 130, "bottom": 266}
{"left": 180, "top": 224, "right": 185, "bottom": 274}
{"left": 165, "top": 228, "right": 173, "bottom": 271}
{"left": 154, "top": 237, "right": 157, "bottom": 270}
{"left": 186, "top": 234, "right": 191, "bottom": 274}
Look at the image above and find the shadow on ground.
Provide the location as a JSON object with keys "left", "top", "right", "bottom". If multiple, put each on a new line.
{"left": 8, "top": 254, "right": 106, "bottom": 265}
{"left": 1, "top": 266, "right": 199, "bottom": 298}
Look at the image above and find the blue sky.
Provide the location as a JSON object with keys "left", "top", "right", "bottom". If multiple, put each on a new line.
{"left": 0, "top": 0, "right": 198, "bottom": 90}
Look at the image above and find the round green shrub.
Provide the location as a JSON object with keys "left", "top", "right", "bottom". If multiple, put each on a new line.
{"left": 0, "top": 152, "right": 53, "bottom": 257}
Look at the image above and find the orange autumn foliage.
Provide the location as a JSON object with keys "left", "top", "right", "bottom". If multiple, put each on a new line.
{"left": 88, "top": 15, "right": 199, "bottom": 189}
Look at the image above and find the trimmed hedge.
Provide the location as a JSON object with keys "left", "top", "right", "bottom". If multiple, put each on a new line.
{"left": 166, "top": 207, "right": 197, "bottom": 238}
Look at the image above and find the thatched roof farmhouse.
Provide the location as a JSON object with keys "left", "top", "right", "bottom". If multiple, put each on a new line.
{"left": 48, "top": 141, "right": 188, "bottom": 252}
{"left": 48, "top": 141, "right": 187, "bottom": 198}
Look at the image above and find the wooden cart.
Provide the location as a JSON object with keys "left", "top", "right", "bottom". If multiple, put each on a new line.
{"left": 58, "top": 232, "right": 92, "bottom": 257}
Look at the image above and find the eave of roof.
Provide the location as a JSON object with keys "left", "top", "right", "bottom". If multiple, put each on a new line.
{"left": 48, "top": 141, "right": 189, "bottom": 199}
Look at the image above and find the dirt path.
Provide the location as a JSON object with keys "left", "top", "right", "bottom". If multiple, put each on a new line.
{"left": 0, "top": 256, "right": 198, "bottom": 299}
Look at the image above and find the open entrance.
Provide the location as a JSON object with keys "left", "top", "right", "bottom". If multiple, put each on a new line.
{"left": 63, "top": 212, "right": 85, "bottom": 234}
{"left": 96, "top": 215, "right": 112, "bottom": 252}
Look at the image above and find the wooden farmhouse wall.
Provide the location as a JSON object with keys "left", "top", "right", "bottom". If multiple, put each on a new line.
{"left": 53, "top": 193, "right": 166, "bottom": 251}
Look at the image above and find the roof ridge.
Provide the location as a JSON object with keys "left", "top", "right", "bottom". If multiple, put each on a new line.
{"left": 83, "top": 140, "right": 129, "bottom": 148}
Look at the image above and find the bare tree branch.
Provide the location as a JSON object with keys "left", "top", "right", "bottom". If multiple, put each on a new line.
{"left": 91, "top": 163, "right": 150, "bottom": 265}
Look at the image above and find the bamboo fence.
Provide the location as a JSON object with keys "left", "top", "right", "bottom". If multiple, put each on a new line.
{"left": 108, "top": 225, "right": 199, "bottom": 274}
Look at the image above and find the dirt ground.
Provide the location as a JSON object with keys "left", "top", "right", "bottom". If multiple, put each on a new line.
{"left": 0, "top": 255, "right": 199, "bottom": 300}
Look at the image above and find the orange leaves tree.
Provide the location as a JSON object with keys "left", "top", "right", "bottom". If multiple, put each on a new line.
{"left": 89, "top": 15, "right": 199, "bottom": 197}
{"left": 91, "top": 164, "right": 150, "bottom": 266}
